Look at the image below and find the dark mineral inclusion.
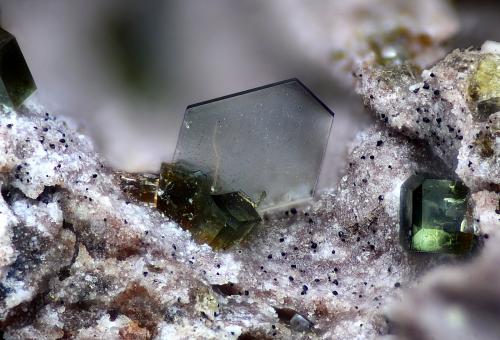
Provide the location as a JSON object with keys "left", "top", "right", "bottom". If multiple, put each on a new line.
{"left": 400, "top": 175, "right": 474, "bottom": 254}
{"left": 0, "top": 28, "right": 36, "bottom": 108}
{"left": 121, "top": 79, "right": 334, "bottom": 248}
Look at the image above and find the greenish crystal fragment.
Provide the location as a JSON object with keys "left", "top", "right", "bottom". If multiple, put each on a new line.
{"left": 210, "top": 192, "right": 261, "bottom": 249}
{"left": 0, "top": 28, "right": 36, "bottom": 108}
{"left": 470, "top": 54, "right": 500, "bottom": 102}
{"left": 477, "top": 97, "right": 500, "bottom": 116}
{"left": 468, "top": 54, "right": 500, "bottom": 119}
{"left": 400, "top": 175, "right": 474, "bottom": 255}
{"left": 120, "top": 163, "right": 261, "bottom": 249}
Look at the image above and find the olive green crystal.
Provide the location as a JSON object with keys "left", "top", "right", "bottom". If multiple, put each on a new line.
{"left": 400, "top": 175, "right": 474, "bottom": 254}
{"left": 0, "top": 28, "right": 36, "bottom": 108}
{"left": 469, "top": 54, "right": 500, "bottom": 119}
{"left": 368, "top": 27, "right": 432, "bottom": 67}
{"left": 120, "top": 163, "right": 261, "bottom": 249}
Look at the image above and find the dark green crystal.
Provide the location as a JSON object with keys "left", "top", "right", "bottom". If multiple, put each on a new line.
{"left": 400, "top": 175, "right": 474, "bottom": 254}
{"left": 120, "top": 163, "right": 261, "bottom": 249}
{"left": 210, "top": 192, "right": 261, "bottom": 249}
{"left": 0, "top": 28, "right": 36, "bottom": 108}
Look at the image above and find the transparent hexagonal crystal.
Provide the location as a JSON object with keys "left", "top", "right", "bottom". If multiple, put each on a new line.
{"left": 173, "top": 79, "right": 334, "bottom": 210}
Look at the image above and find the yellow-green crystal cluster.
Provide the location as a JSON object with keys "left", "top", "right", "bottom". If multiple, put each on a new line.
{"left": 469, "top": 54, "right": 500, "bottom": 116}
{"left": 0, "top": 28, "right": 37, "bottom": 108}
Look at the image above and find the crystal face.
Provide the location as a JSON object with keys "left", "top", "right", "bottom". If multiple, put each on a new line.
{"left": 400, "top": 175, "right": 474, "bottom": 254}
{"left": 173, "top": 79, "right": 334, "bottom": 210}
{"left": 120, "top": 163, "right": 261, "bottom": 249}
{"left": 0, "top": 28, "right": 36, "bottom": 108}
{"left": 468, "top": 54, "right": 500, "bottom": 120}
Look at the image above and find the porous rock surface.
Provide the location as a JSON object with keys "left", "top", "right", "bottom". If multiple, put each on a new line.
{"left": 1, "top": 98, "right": 493, "bottom": 339}
{"left": 356, "top": 46, "right": 499, "bottom": 191}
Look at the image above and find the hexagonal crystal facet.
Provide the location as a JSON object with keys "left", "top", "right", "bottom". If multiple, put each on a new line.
{"left": 400, "top": 175, "right": 474, "bottom": 254}
{"left": 173, "top": 79, "right": 334, "bottom": 210}
{"left": 0, "top": 28, "right": 36, "bottom": 108}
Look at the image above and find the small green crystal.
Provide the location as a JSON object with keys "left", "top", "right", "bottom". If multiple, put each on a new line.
{"left": 120, "top": 163, "right": 261, "bottom": 249}
{"left": 210, "top": 192, "right": 261, "bottom": 249}
{"left": 400, "top": 175, "right": 474, "bottom": 255}
{"left": 0, "top": 28, "right": 36, "bottom": 108}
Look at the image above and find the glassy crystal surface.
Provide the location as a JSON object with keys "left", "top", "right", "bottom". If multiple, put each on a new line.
{"left": 400, "top": 175, "right": 474, "bottom": 254}
{"left": 120, "top": 163, "right": 261, "bottom": 249}
{"left": 0, "top": 28, "right": 36, "bottom": 108}
{"left": 174, "top": 79, "right": 334, "bottom": 210}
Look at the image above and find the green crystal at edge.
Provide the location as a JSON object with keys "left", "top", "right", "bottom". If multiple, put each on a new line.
{"left": 400, "top": 175, "right": 474, "bottom": 254}
{"left": 0, "top": 28, "right": 36, "bottom": 108}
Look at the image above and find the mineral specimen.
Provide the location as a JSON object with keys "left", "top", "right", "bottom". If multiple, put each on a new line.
{"left": 0, "top": 16, "right": 499, "bottom": 337}
{"left": 0, "top": 95, "right": 497, "bottom": 338}
{"left": 120, "top": 162, "right": 261, "bottom": 249}
{"left": 400, "top": 175, "right": 474, "bottom": 254}
{"left": 0, "top": 28, "right": 36, "bottom": 108}
{"left": 174, "top": 79, "right": 334, "bottom": 210}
